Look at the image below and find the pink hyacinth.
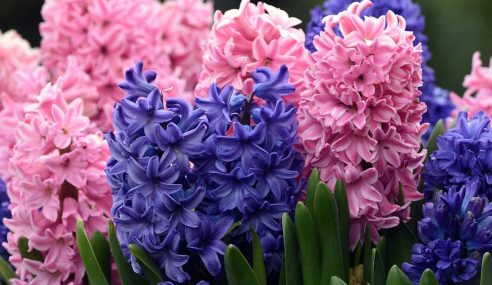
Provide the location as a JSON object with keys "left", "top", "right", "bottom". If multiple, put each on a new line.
{"left": 451, "top": 52, "right": 492, "bottom": 117}
{"left": 195, "top": 0, "right": 310, "bottom": 106}
{"left": 0, "top": 30, "right": 49, "bottom": 181}
{"left": 297, "top": 0, "right": 428, "bottom": 249}
{"left": 4, "top": 79, "right": 111, "bottom": 284}
{"left": 40, "top": 0, "right": 212, "bottom": 130}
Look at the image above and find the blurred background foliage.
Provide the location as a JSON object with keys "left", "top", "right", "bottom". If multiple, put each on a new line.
{"left": 0, "top": 0, "right": 491, "bottom": 94}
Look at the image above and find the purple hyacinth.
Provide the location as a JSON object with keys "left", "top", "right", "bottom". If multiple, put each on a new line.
{"left": 424, "top": 112, "right": 492, "bottom": 199}
{"left": 195, "top": 65, "right": 304, "bottom": 273}
{"left": 305, "top": 0, "right": 455, "bottom": 141}
{"left": 0, "top": 179, "right": 11, "bottom": 261}
{"left": 107, "top": 62, "right": 228, "bottom": 283}
{"left": 402, "top": 182, "right": 490, "bottom": 284}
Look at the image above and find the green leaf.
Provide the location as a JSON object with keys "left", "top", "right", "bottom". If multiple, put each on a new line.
{"left": 90, "top": 231, "right": 111, "bottom": 282}
{"left": 128, "top": 244, "right": 163, "bottom": 285}
{"left": 334, "top": 180, "right": 350, "bottom": 281}
{"left": 314, "top": 183, "right": 343, "bottom": 284}
{"left": 362, "top": 225, "right": 372, "bottom": 284}
{"left": 225, "top": 245, "right": 260, "bottom": 285}
{"left": 481, "top": 252, "right": 492, "bottom": 285}
{"left": 0, "top": 255, "right": 14, "bottom": 285}
{"left": 384, "top": 223, "right": 416, "bottom": 269}
{"left": 376, "top": 237, "right": 386, "bottom": 273}
{"left": 108, "top": 221, "right": 147, "bottom": 285}
{"left": 306, "top": 169, "right": 320, "bottom": 213}
{"left": 278, "top": 259, "right": 286, "bottom": 285}
{"left": 75, "top": 220, "right": 109, "bottom": 285}
{"left": 295, "top": 202, "right": 322, "bottom": 285}
{"left": 425, "top": 119, "right": 444, "bottom": 162}
{"left": 18, "top": 237, "right": 43, "bottom": 262}
{"left": 282, "top": 214, "right": 302, "bottom": 285}
{"left": 419, "top": 269, "right": 439, "bottom": 285}
{"left": 330, "top": 276, "right": 347, "bottom": 285}
{"left": 386, "top": 265, "right": 412, "bottom": 285}
{"left": 370, "top": 249, "right": 385, "bottom": 285}
{"left": 251, "top": 227, "right": 267, "bottom": 285}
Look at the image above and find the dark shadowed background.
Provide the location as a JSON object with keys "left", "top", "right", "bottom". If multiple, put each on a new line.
{"left": 0, "top": 0, "right": 491, "bottom": 94}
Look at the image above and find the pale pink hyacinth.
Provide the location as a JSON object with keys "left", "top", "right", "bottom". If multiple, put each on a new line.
{"left": 297, "top": 0, "right": 427, "bottom": 248}
{"left": 0, "top": 30, "right": 49, "bottom": 181}
{"left": 4, "top": 79, "right": 111, "bottom": 284}
{"left": 40, "top": 0, "right": 212, "bottom": 130}
{"left": 451, "top": 52, "right": 492, "bottom": 117}
{"left": 195, "top": 0, "right": 310, "bottom": 106}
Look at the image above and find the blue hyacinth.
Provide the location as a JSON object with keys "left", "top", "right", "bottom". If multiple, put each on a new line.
{"left": 0, "top": 179, "right": 11, "bottom": 262}
{"left": 402, "top": 182, "right": 490, "bottom": 284}
{"left": 107, "top": 62, "right": 303, "bottom": 283}
{"left": 305, "top": 0, "right": 455, "bottom": 141}
{"left": 107, "top": 62, "right": 231, "bottom": 284}
{"left": 424, "top": 112, "right": 492, "bottom": 199}
{"left": 195, "top": 64, "right": 304, "bottom": 273}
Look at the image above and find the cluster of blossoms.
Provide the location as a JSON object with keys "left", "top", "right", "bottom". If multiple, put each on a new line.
{"left": 40, "top": 0, "right": 212, "bottom": 130}
{"left": 107, "top": 62, "right": 233, "bottom": 283}
{"left": 195, "top": 64, "right": 304, "bottom": 272}
{"left": 297, "top": 0, "right": 428, "bottom": 248}
{"left": 0, "top": 30, "right": 49, "bottom": 181}
{"left": 0, "top": 179, "right": 11, "bottom": 262}
{"left": 452, "top": 52, "right": 492, "bottom": 119}
{"left": 424, "top": 112, "right": 492, "bottom": 199}
{"left": 195, "top": 0, "right": 310, "bottom": 106}
{"left": 403, "top": 182, "right": 487, "bottom": 284}
{"left": 404, "top": 112, "right": 492, "bottom": 284}
{"left": 4, "top": 79, "right": 111, "bottom": 284}
{"left": 108, "top": 61, "right": 303, "bottom": 283}
{"left": 305, "top": 0, "right": 455, "bottom": 140}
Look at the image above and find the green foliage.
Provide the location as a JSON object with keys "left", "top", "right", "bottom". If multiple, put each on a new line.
{"left": 75, "top": 220, "right": 109, "bottom": 285}
{"left": 108, "top": 221, "right": 147, "bottom": 285}
{"left": 128, "top": 244, "right": 163, "bottom": 285}
{"left": 18, "top": 237, "right": 43, "bottom": 262}
{"left": 0, "top": 255, "right": 14, "bottom": 285}
{"left": 225, "top": 245, "right": 261, "bottom": 285}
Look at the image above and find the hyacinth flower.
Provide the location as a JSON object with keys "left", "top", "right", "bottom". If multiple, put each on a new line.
{"left": 195, "top": 0, "right": 310, "bottom": 106}
{"left": 402, "top": 181, "right": 490, "bottom": 284}
{"left": 0, "top": 30, "right": 49, "bottom": 181}
{"left": 305, "top": 0, "right": 454, "bottom": 141}
{"left": 195, "top": 64, "right": 304, "bottom": 273}
{"left": 424, "top": 112, "right": 492, "bottom": 200}
{"left": 297, "top": 0, "right": 428, "bottom": 248}
{"left": 4, "top": 78, "right": 111, "bottom": 284}
{"left": 107, "top": 62, "right": 233, "bottom": 284}
{"left": 452, "top": 52, "right": 492, "bottom": 119}
{"left": 0, "top": 179, "right": 11, "bottom": 262}
{"left": 40, "top": 0, "right": 213, "bottom": 130}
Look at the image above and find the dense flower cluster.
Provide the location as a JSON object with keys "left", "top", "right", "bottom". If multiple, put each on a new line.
{"left": 195, "top": 64, "right": 304, "bottom": 272}
{"left": 297, "top": 0, "right": 427, "bottom": 248}
{"left": 40, "top": 0, "right": 212, "bottom": 130}
{"left": 4, "top": 79, "right": 111, "bottom": 284}
{"left": 0, "top": 30, "right": 49, "bottom": 181}
{"left": 402, "top": 182, "right": 488, "bottom": 284}
{"left": 195, "top": 0, "right": 309, "bottom": 106}
{"left": 0, "top": 179, "right": 11, "bottom": 261}
{"left": 452, "top": 52, "right": 492, "bottom": 118}
{"left": 305, "top": 0, "right": 455, "bottom": 140}
{"left": 424, "top": 112, "right": 492, "bottom": 199}
{"left": 107, "top": 62, "right": 232, "bottom": 283}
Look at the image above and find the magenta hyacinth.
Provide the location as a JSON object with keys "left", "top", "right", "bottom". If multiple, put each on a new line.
{"left": 4, "top": 79, "right": 112, "bottom": 284}
{"left": 195, "top": 0, "right": 310, "bottom": 106}
{"left": 297, "top": 0, "right": 428, "bottom": 249}
{"left": 0, "top": 30, "right": 49, "bottom": 181}
{"left": 40, "top": 0, "right": 212, "bottom": 130}
{"left": 451, "top": 52, "right": 492, "bottom": 119}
